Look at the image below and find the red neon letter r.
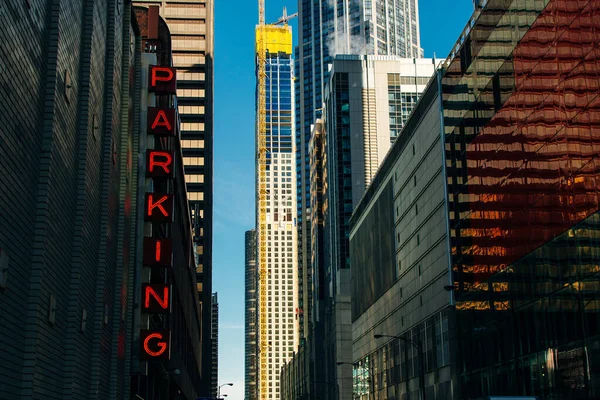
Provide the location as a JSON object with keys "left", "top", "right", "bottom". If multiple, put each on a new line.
{"left": 149, "top": 151, "right": 173, "bottom": 174}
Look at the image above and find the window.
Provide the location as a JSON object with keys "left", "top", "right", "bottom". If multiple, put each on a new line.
{"left": 435, "top": 313, "right": 450, "bottom": 367}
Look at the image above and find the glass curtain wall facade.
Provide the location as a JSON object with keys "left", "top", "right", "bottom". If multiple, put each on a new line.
{"left": 348, "top": 0, "right": 600, "bottom": 398}
{"left": 442, "top": 0, "right": 600, "bottom": 397}
{"left": 255, "top": 25, "right": 299, "bottom": 400}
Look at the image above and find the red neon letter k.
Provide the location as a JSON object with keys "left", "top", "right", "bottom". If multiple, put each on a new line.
{"left": 147, "top": 194, "right": 169, "bottom": 217}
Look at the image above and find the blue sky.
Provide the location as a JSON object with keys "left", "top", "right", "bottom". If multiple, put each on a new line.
{"left": 212, "top": 1, "right": 475, "bottom": 398}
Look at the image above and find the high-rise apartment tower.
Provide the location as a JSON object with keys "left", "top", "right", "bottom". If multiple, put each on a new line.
{"left": 130, "top": 0, "right": 214, "bottom": 393}
{"left": 295, "top": 0, "right": 423, "bottom": 341}
{"left": 255, "top": 25, "right": 299, "bottom": 400}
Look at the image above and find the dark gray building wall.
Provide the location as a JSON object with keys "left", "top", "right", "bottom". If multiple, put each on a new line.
{"left": 211, "top": 292, "right": 218, "bottom": 397}
{"left": 245, "top": 229, "right": 257, "bottom": 400}
{"left": 0, "top": 0, "right": 135, "bottom": 398}
{"left": 349, "top": 78, "right": 453, "bottom": 400}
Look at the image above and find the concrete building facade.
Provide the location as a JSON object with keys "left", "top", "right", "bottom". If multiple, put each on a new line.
{"left": 350, "top": 75, "right": 451, "bottom": 399}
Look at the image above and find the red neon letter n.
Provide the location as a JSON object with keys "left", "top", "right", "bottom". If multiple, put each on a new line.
{"left": 145, "top": 286, "right": 169, "bottom": 309}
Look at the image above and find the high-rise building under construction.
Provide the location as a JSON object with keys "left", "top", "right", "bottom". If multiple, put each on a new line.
{"left": 255, "top": 24, "right": 298, "bottom": 400}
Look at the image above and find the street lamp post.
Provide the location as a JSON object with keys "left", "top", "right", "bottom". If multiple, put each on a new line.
{"left": 218, "top": 383, "right": 233, "bottom": 399}
{"left": 374, "top": 333, "right": 425, "bottom": 400}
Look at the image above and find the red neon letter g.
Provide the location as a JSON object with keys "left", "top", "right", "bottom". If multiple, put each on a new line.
{"left": 143, "top": 333, "right": 167, "bottom": 357}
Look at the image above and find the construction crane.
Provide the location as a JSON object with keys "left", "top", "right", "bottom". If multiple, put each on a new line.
{"left": 256, "top": 4, "right": 296, "bottom": 400}
{"left": 271, "top": 7, "right": 297, "bottom": 25}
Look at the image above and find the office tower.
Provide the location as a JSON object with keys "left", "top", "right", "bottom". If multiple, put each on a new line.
{"left": 211, "top": 293, "right": 219, "bottom": 397}
{"left": 130, "top": 0, "right": 215, "bottom": 393}
{"left": 295, "top": 0, "right": 423, "bottom": 343}
{"left": 255, "top": 24, "right": 299, "bottom": 400}
{"left": 245, "top": 230, "right": 258, "bottom": 400}
{"left": 350, "top": 0, "right": 600, "bottom": 398}
{"left": 314, "top": 55, "right": 436, "bottom": 399}
{"left": 280, "top": 55, "right": 438, "bottom": 400}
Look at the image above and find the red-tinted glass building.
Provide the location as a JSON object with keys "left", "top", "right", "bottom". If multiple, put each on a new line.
{"left": 444, "top": 0, "right": 600, "bottom": 397}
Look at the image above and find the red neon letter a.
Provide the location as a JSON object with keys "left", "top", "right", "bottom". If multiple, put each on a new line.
{"left": 145, "top": 286, "right": 169, "bottom": 309}
{"left": 151, "top": 110, "right": 172, "bottom": 131}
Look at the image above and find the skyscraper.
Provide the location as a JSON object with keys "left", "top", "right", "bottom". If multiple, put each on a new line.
{"left": 295, "top": 0, "right": 423, "bottom": 342}
{"left": 245, "top": 230, "right": 258, "bottom": 400}
{"left": 255, "top": 24, "right": 299, "bottom": 400}
{"left": 130, "top": 0, "right": 214, "bottom": 393}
